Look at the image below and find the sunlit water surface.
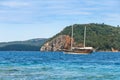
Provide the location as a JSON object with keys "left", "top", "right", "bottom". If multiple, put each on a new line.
{"left": 0, "top": 51, "right": 120, "bottom": 80}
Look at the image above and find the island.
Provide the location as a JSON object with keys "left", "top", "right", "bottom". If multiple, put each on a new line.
{"left": 41, "top": 23, "right": 120, "bottom": 52}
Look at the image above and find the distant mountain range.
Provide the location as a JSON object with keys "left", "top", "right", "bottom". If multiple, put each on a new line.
{"left": 0, "top": 38, "right": 47, "bottom": 51}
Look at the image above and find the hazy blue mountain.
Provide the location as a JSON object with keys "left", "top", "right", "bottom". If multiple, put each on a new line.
{"left": 0, "top": 38, "right": 47, "bottom": 51}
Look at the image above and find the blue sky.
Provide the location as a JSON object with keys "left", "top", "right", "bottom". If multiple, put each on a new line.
{"left": 0, "top": 0, "right": 119, "bottom": 42}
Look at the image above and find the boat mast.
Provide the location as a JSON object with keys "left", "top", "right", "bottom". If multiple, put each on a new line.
{"left": 83, "top": 26, "right": 86, "bottom": 48}
{"left": 71, "top": 25, "right": 73, "bottom": 50}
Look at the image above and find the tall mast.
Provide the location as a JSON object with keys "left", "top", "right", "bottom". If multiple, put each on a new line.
{"left": 71, "top": 25, "right": 73, "bottom": 50}
{"left": 83, "top": 26, "right": 86, "bottom": 47}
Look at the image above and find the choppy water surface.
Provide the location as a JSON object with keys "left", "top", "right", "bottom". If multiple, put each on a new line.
{"left": 0, "top": 51, "right": 120, "bottom": 80}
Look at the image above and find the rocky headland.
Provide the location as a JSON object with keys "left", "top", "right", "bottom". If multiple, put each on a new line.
{"left": 41, "top": 23, "right": 120, "bottom": 51}
{"left": 41, "top": 35, "right": 73, "bottom": 51}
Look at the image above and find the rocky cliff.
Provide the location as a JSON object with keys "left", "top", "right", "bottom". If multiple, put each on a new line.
{"left": 40, "top": 35, "right": 73, "bottom": 51}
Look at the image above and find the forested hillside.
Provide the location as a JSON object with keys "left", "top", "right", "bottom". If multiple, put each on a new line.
{"left": 0, "top": 38, "right": 47, "bottom": 51}
{"left": 45, "top": 23, "right": 120, "bottom": 51}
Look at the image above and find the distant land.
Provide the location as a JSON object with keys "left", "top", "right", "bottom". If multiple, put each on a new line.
{"left": 1, "top": 23, "right": 120, "bottom": 51}
{"left": 41, "top": 23, "right": 120, "bottom": 51}
{"left": 0, "top": 38, "right": 47, "bottom": 51}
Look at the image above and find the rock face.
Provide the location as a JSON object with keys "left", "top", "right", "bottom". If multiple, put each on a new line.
{"left": 40, "top": 35, "right": 73, "bottom": 51}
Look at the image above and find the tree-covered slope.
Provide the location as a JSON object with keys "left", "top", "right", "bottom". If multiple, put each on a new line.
{"left": 0, "top": 44, "right": 40, "bottom": 51}
{"left": 0, "top": 38, "right": 47, "bottom": 51}
{"left": 48, "top": 23, "right": 120, "bottom": 51}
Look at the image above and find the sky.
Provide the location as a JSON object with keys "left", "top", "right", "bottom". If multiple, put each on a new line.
{"left": 0, "top": 0, "right": 120, "bottom": 42}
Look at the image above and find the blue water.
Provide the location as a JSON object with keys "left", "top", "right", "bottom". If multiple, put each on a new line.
{"left": 0, "top": 51, "right": 120, "bottom": 80}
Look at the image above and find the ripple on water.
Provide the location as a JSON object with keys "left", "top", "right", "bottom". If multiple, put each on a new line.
{"left": 0, "top": 51, "right": 120, "bottom": 80}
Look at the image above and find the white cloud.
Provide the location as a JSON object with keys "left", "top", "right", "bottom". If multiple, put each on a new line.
{"left": 53, "top": 10, "right": 91, "bottom": 15}
{"left": 83, "top": 0, "right": 120, "bottom": 10}
{"left": 0, "top": 10, "right": 7, "bottom": 13}
{"left": 0, "top": 0, "right": 119, "bottom": 25}
{"left": 104, "top": 13, "right": 120, "bottom": 21}
{"left": 0, "top": 1, "right": 30, "bottom": 8}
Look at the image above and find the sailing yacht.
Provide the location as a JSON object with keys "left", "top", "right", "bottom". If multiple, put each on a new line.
{"left": 65, "top": 25, "right": 93, "bottom": 54}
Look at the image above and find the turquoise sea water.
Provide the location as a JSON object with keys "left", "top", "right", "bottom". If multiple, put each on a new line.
{"left": 0, "top": 51, "right": 120, "bottom": 80}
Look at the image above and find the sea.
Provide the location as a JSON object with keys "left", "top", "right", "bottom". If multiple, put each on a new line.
{"left": 0, "top": 51, "right": 120, "bottom": 80}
